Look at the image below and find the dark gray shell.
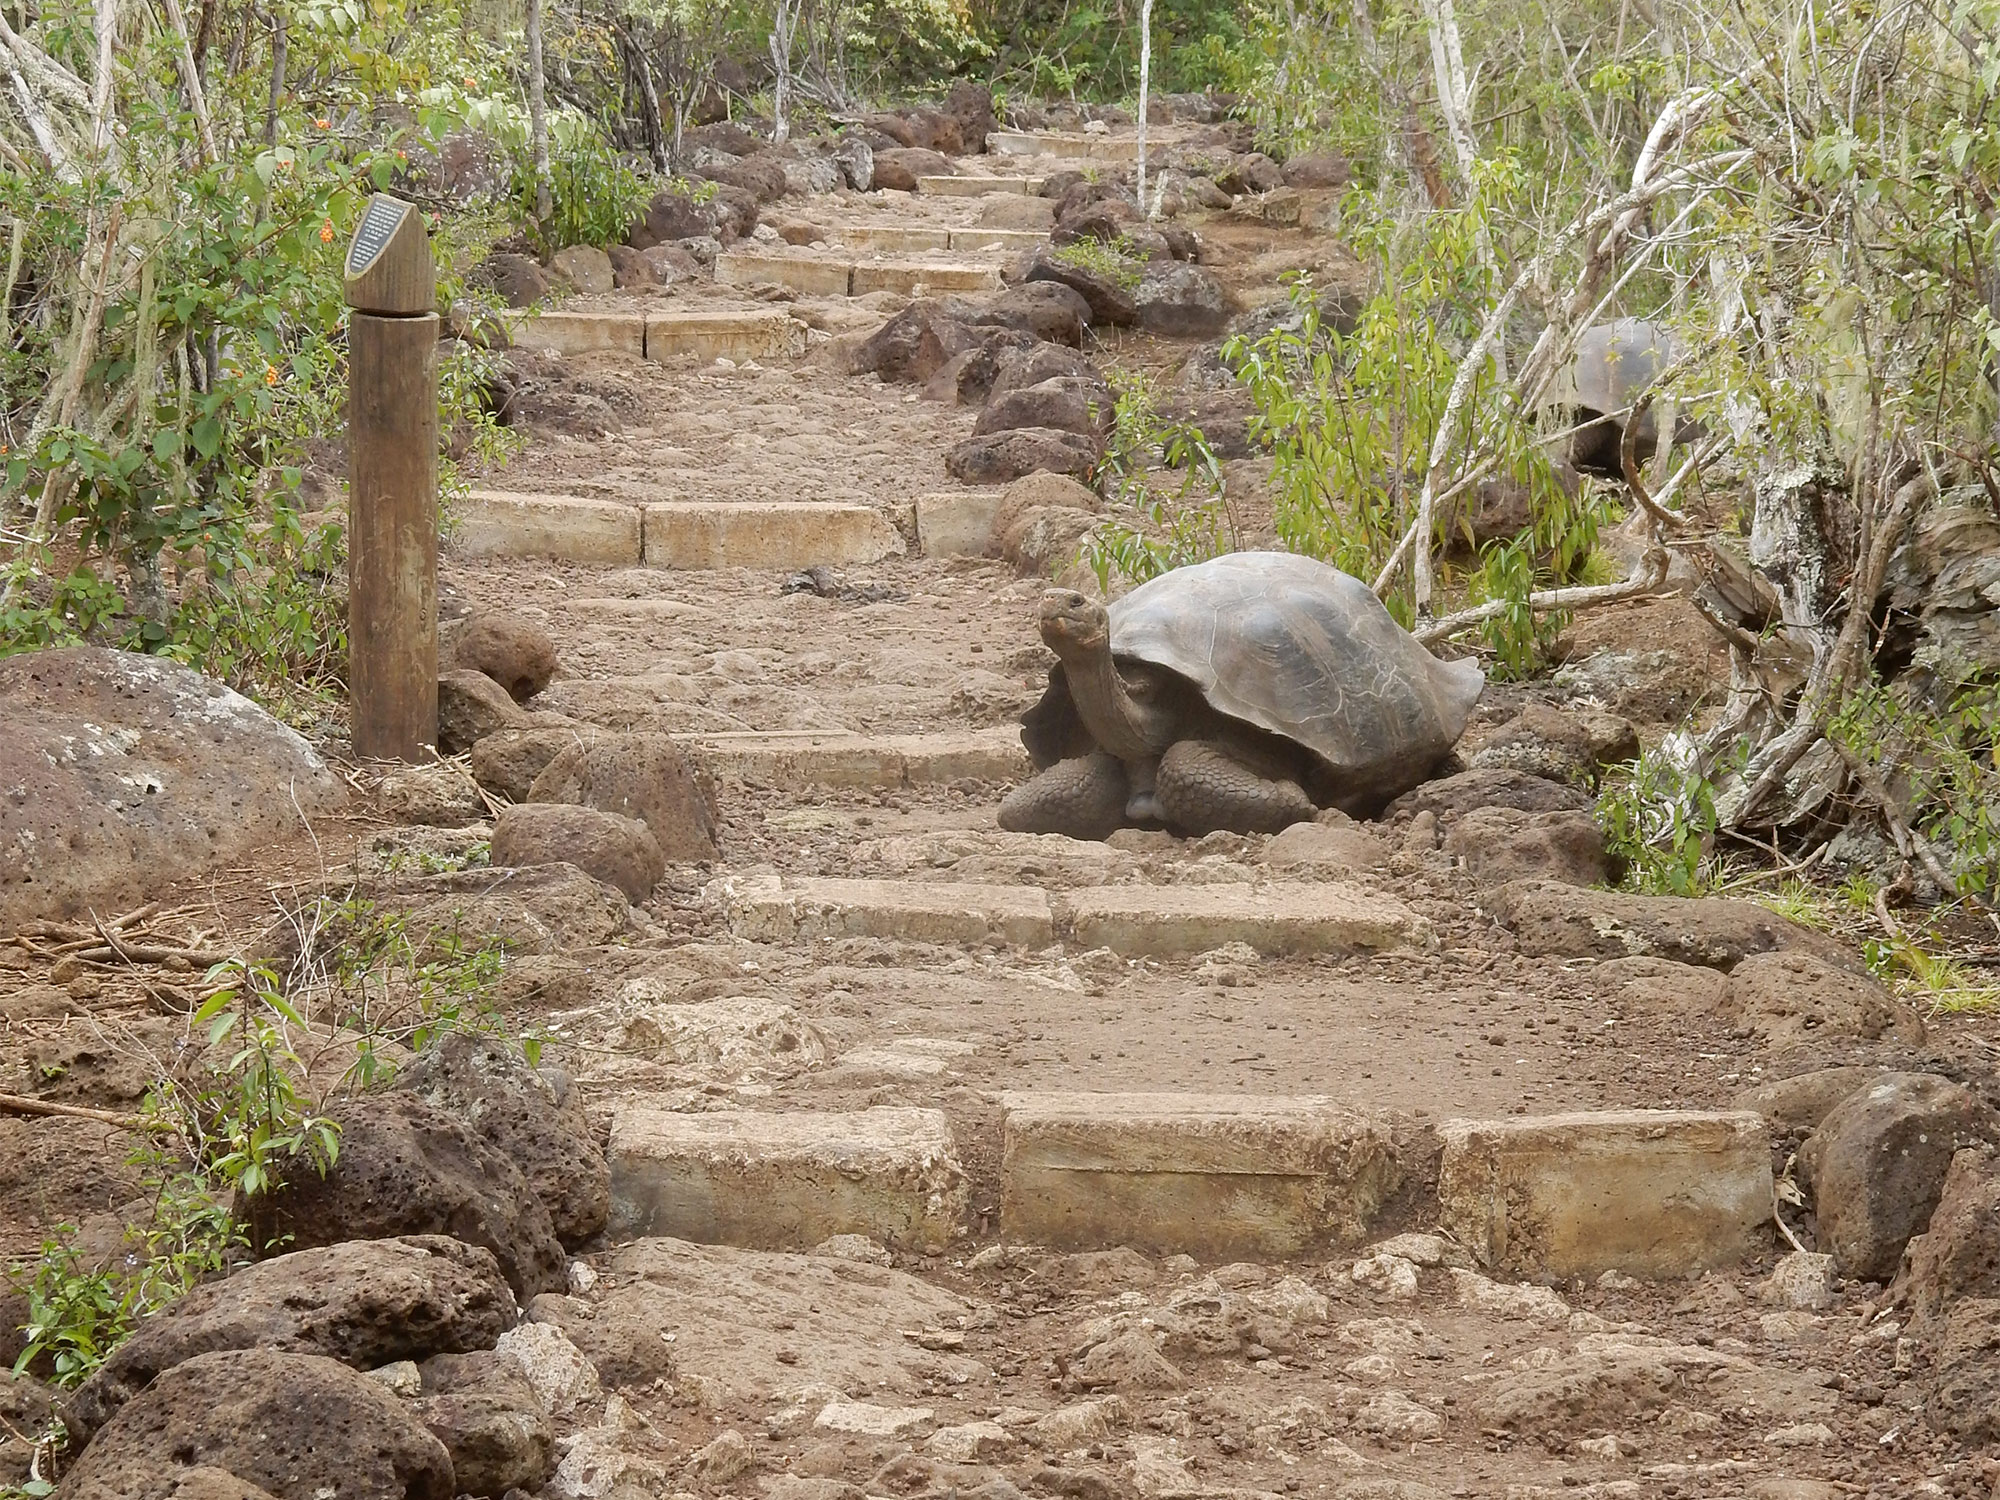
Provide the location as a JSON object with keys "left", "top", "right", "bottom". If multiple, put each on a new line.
{"left": 1027, "top": 552, "right": 1484, "bottom": 805}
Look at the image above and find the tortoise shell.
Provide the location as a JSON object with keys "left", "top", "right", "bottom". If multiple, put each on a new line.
{"left": 1025, "top": 552, "right": 1485, "bottom": 808}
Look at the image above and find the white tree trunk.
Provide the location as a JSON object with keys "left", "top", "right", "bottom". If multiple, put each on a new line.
{"left": 1136, "top": 0, "right": 1152, "bottom": 215}
{"left": 526, "top": 0, "right": 550, "bottom": 222}
{"left": 769, "top": 0, "right": 797, "bottom": 144}
{"left": 1420, "top": 0, "right": 1476, "bottom": 185}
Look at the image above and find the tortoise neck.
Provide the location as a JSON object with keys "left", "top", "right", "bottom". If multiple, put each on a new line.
{"left": 1054, "top": 635, "right": 1157, "bottom": 761}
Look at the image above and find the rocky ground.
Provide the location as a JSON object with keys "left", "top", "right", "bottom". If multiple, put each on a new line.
{"left": 4, "top": 96, "right": 2000, "bottom": 1500}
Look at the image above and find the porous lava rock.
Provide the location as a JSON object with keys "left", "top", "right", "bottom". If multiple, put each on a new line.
{"left": 247, "top": 1092, "right": 569, "bottom": 1301}
{"left": 64, "top": 1237, "right": 517, "bottom": 1444}
{"left": 446, "top": 610, "right": 558, "bottom": 702}
{"left": 526, "top": 731, "right": 719, "bottom": 863}
{"left": 395, "top": 1030, "right": 609, "bottom": 1248}
{"left": 57, "top": 1348, "right": 454, "bottom": 1500}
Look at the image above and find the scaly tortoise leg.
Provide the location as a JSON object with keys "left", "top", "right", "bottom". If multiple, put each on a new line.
{"left": 997, "top": 752, "right": 1130, "bottom": 841}
{"left": 1155, "top": 739, "right": 1317, "bottom": 836}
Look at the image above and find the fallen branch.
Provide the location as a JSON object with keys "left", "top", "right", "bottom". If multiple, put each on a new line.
{"left": 1414, "top": 528, "right": 1671, "bottom": 644}
{"left": 0, "top": 1091, "right": 177, "bottom": 1133}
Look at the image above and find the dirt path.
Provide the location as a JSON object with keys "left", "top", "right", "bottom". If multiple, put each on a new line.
{"left": 5, "top": 126, "right": 1997, "bottom": 1500}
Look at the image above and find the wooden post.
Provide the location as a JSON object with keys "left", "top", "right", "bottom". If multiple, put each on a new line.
{"left": 345, "top": 194, "right": 438, "bottom": 762}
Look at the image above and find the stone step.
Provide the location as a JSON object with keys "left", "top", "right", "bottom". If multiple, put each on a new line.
{"left": 452, "top": 491, "right": 642, "bottom": 564}
{"left": 842, "top": 226, "right": 953, "bottom": 253}
{"left": 715, "top": 250, "right": 854, "bottom": 298}
{"left": 726, "top": 872, "right": 1054, "bottom": 947}
{"left": 988, "top": 131, "right": 1144, "bottom": 162}
{"left": 687, "top": 728, "right": 1029, "bottom": 787}
{"left": 1065, "top": 881, "right": 1430, "bottom": 958}
{"left": 644, "top": 308, "right": 807, "bottom": 364}
{"left": 849, "top": 261, "right": 1004, "bottom": 296}
{"left": 608, "top": 1105, "right": 966, "bottom": 1251}
{"left": 642, "top": 501, "right": 904, "bottom": 570}
{"left": 914, "top": 490, "right": 1004, "bottom": 557}
{"left": 1000, "top": 1092, "right": 1401, "bottom": 1260}
{"left": 512, "top": 310, "right": 645, "bottom": 358}
{"left": 1437, "top": 1110, "right": 1772, "bottom": 1280}
{"left": 918, "top": 175, "right": 1042, "bottom": 197}
{"left": 947, "top": 227, "right": 1047, "bottom": 253}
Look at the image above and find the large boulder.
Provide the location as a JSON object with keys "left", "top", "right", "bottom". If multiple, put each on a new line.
{"left": 1383, "top": 767, "right": 1593, "bottom": 827}
{"left": 1486, "top": 880, "right": 1852, "bottom": 970}
{"left": 628, "top": 181, "right": 757, "bottom": 248}
{"left": 549, "top": 245, "right": 613, "bottom": 295}
{"left": 830, "top": 135, "right": 874, "bottom": 190}
{"left": 437, "top": 669, "right": 534, "bottom": 755}
{"left": 64, "top": 1237, "right": 517, "bottom": 1444}
{"left": 526, "top": 730, "right": 719, "bottom": 863}
{"left": 971, "top": 282, "right": 1092, "bottom": 346}
{"left": 248, "top": 1093, "right": 569, "bottom": 1301}
{"left": 1443, "top": 808, "right": 1612, "bottom": 887}
{"left": 854, "top": 300, "right": 981, "bottom": 384}
{"left": 1799, "top": 1073, "right": 1998, "bottom": 1281}
{"left": 395, "top": 1030, "right": 609, "bottom": 1248}
{"left": 947, "top": 428, "right": 1101, "bottom": 485}
{"left": 1134, "top": 264, "right": 1234, "bottom": 338}
{"left": 942, "top": 83, "right": 996, "bottom": 151}
{"left": 1904, "top": 1147, "right": 2000, "bottom": 1438}
{"left": 415, "top": 1351, "right": 555, "bottom": 1498}
{"left": 57, "top": 1348, "right": 454, "bottom": 1500}
{"left": 871, "top": 148, "right": 954, "bottom": 192}
{"left": 0, "top": 648, "right": 345, "bottom": 928}
{"left": 491, "top": 802, "right": 665, "bottom": 904}
{"left": 470, "top": 726, "right": 591, "bottom": 804}
{"left": 1025, "top": 251, "right": 1139, "bottom": 328}
{"left": 1726, "top": 950, "right": 1925, "bottom": 1044}
{"left": 696, "top": 155, "right": 789, "bottom": 204}
{"left": 990, "top": 343, "right": 1107, "bottom": 403}
{"left": 1467, "top": 703, "right": 1639, "bottom": 787}
{"left": 974, "top": 379, "right": 1105, "bottom": 441}
{"left": 444, "top": 609, "right": 558, "bottom": 703}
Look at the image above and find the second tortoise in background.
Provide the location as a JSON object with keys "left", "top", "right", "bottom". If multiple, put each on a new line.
{"left": 999, "top": 552, "right": 1485, "bottom": 840}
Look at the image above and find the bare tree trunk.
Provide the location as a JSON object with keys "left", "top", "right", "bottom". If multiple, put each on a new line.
{"left": 526, "top": 0, "right": 551, "bottom": 223}
{"left": 262, "top": 10, "right": 285, "bottom": 147}
{"left": 1135, "top": 0, "right": 1152, "bottom": 215}
{"left": 769, "top": 0, "right": 798, "bottom": 144}
{"left": 1419, "top": 0, "right": 1476, "bottom": 185}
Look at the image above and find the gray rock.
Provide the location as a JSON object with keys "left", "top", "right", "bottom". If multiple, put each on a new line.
{"left": 1487, "top": 879, "right": 1853, "bottom": 970}
{"left": 1134, "top": 264, "right": 1234, "bottom": 338}
{"left": 415, "top": 1350, "right": 555, "bottom": 1498}
{"left": 1443, "top": 807, "right": 1612, "bottom": 887}
{"left": 549, "top": 245, "right": 614, "bottom": 295}
{"left": 972, "top": 282, "right": 1092, "bottom": 345}
{"left": 0, "top": 648, "right": 345, "bottom": 928}
{"left": 974, "top": 379, "right": 1103, "bottom": 441}
{"left": 946, "top": 428, "right": 1101, "bottom": 485}
{"left": 1383, "top": 767, "right": 1593, "bottom": 826}
{"left": 1468, "top": 703, "right": 1639, "bottom": 786}
{"left": 831, "top": 135, "right": 874, "bottom": 191}
{"left": 491, "top": 802, "right": 665, "bottom": 904}
{"left": 1024, "top": 251, "right": 1138, "bottom": 328}
{"left": 526, "top": 730, "right": 719, "bottom": 863}
{"left": 1728, "top": 950, "right": 1926, "bottom": 1044}
{"left": 478, "top": 252, "right": 550, "bottom": 309}
{"left": 1733, "top": 1067, "right": 1892, "bottom": 1132}
{"left": 1799, "top": 1073, "right": 1999, "bottom": 1281}
{"left": 58, "top": 1348, "right": 454, "bottom": 1500}
{"left": 437, "top": 668, "right": 538, "bottom": 756}
{"left": 0, "top": 1369, "right": 54, "bottom": 1484}
{"left": 64, "top": 1237, "right": 516, "bottom": 1445}
{"left": 248, "top": 1092, "right": 570, "bottom": 1301}
{"left": 395, "top": 1030, "right": 609, "bottom": 1248}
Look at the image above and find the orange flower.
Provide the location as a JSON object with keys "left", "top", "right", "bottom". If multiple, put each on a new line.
{"left": 320, "top": 219, "right": 335, "bottom": 242}
{"left": 315, "top": 117, "right": 329, "bottom": 130}
{"left": 397, "top": 149, "right": 407, "bottom": 161}
{"left": 265, "top": 364, "right": 279, "bottom": 386}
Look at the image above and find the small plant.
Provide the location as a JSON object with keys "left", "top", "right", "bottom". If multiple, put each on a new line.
{"left": 1083, "top": 371, "right": 1239, "bottom": 589}
{"left": 1051, "top": 236, "right": 1144, "bottom": 291}
{"left": 1596, "top": 735, "right": 1719, "bottom": 896}
{"left": 514, "top": 117, "right": 657, "bottom": 258}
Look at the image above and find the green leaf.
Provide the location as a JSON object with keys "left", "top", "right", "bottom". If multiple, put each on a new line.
{"left": 191, "top": 418, "right": 222, "bottom": 460}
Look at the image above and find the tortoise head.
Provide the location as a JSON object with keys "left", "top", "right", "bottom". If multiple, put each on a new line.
{"left": 1038, "top": 588, "right": 1110, "bottom": 656}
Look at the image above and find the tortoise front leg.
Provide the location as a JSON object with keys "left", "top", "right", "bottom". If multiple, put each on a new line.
{"left": 1155, "top": 740, "right": 1317, "bottom": 836}
{"left": 998, "top": 752, "right": 1130, "bottom": 841}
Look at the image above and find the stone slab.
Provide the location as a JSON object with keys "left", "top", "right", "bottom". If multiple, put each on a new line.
{"left": 452, "top": 491, "right": 642, "bottom": 564}
{"left": 644, "top": 310, "right": 807, "bottom": 364}
{"left": 849, "top": 261, "right": 1005, "bottom": 295}
{"left": 948, "top": 228, "right": 1048, "bottom": 253}
{"left": 687, "top": 728, "right": 1028, "bottom": 787}
{"left": 1063, "top": 882, "right": 1428, "bottom": 957}
{"left": 917, "top": 176, "right": 1042, "bottom": 197}
{"left": 915, "top": 489, "right": 1004, "bottom": 556}
{"left": 842, "top": 226, "right": 953, "bottom": 253}
{"left": 715, "top": 251, "right": 854, "bottom": 297}
{"left": 728, "top": 873, "right": 1054, "bottom": 947}
{"left": 1437, "top": 1110, "right": 1774, "bottom": 1279}
{"left": 1001, "top": 1092, "right": 1400, "bottom": 1259}
{"left": 641, "top": 502, "right": 904, "bottom": 569}
{"left": 988, "top": 131, "right": 1143, "bottom": 162}
{"left": 608, "top": 1106, "right": 966, "bottom": 1251}
{"left": 513, "top": 310, "right": 645, "bottom": 357}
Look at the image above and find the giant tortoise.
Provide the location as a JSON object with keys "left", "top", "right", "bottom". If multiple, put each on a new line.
{"left": 997, "top": 552, "right": 1485, "bottom": 839}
